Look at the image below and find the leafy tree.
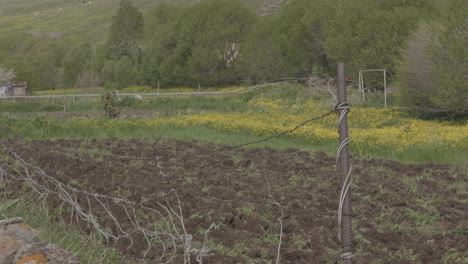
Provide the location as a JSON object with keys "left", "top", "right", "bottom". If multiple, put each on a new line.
{"left": 143, "top": 0, "right": 256, "bottom": 86}
{"left": 428, "top": 0, "right": 467, "bottom": 117}
{"left": 99, "top": 0, "right": 143, "bottom": 89}
{"left": 397, "top": 24, "right": 435, "bottom": 115}
{"left": 101, "top": 57, "right": 137, "bottom": 89}
{"left": 58, "top": 43, "right": 92, "bottom": 88}
{"left": 0, "top": 33, "right": 67, "bottom": 91}
{"left": 142, "top": 3, "right": 179, "bottom": 42}
{"left": 0, "top": 67, "right": 16, "bottom": 86}
{"left": 397, "top": 0, "right": 467, "bottom": 117}
{"left": 323, "top": 0, "right": 431, "bottom": 85}
{"left": 140, "top": 4, "right": 181, "bottom": 86}
{"left": 185, "top": 0, "right": 256, "bottom": 85}
{"left": 107, "top": 0, "right": 144, "bottom": 65}
{"left": 91, "top": 44, "right": 111, "bottom": 74}
{"left": 240, "top": 0, "right": 329, "bottom": 82}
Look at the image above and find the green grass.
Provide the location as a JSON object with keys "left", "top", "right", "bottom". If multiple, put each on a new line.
{"left": 0, "top": 95, "right": 248, "bottom": 113}
{"left": 1, "top": 83, "right": 466, "bottom": 164}
{"left": 2, "top": 113, "right": 466, "bottom": 164}
{"left": 0, "top": 0, "right": 268, "bottom": 45}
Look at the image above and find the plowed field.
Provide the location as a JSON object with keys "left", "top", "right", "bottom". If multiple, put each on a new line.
{"left": 3, "top": 138, "right": 467, "bottom": 263}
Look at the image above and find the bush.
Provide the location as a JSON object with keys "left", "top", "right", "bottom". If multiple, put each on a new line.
{"left": 323, "top": 0, "right": 430, "bottom": 83}
{"left": 101, "top": 90, "right": 120, "bottom": 118}
{"left": 397, "top": 0, "right": 467, "bottom": 118}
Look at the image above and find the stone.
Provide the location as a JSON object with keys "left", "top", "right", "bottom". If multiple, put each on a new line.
{"left": 0, "top": 236, "right": 24, "bottom": 263}
{"left": 16, "top": 254, "right": 48, "bottom": 264}
{"left": 6, "top": 224, "right": 38, "bottom": 243}
{"left": 0, "top": 218, "right": 81, "bottom": 264}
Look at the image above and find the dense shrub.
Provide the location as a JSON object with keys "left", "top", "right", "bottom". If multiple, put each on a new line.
{"left": 397, "top": 0, "right": 467, "bottom": 118}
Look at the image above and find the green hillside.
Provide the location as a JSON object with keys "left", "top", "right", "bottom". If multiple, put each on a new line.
{"left": 0, "top": 0, "right": 277, "bottom": 45}
{"left": 0, "top": 0, "right": 179, "bottom": 44}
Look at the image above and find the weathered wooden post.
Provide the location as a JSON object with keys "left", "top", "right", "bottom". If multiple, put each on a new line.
{"left": 337, "top": 63, "right": 354, "bottom": 263}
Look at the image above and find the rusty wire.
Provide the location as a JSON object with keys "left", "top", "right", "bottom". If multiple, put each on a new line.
{"left": 0, "top": 142, "right": 217, "bottom": 264}
{"left": 231, "top": 108, "right": 336, "bottom": 148}
{"left": 335, "top": 62, "right": 355, "bottom": 263}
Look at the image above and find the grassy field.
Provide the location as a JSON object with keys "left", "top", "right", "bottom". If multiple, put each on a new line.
{"left": 0, "top": 83, "right": 467, "bottom": 263}
{"left": 1, "top": 83, "right": 466, "bottom": 164}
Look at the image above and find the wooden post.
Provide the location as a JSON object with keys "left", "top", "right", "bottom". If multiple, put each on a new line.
{"left": 337, "top": 63, "right": 354, "bottom": 263}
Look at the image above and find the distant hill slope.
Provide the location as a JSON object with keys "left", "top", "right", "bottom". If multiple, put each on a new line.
{"left": 0, "top": 0, "right": 288, "bottom": 45}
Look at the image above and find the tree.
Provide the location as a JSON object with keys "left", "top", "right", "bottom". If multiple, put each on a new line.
{"left": 143, "top": 0, "right": 256, "bottom": 86}
{"left": 397, "top": 0, "right": 467, "bottom": 117}
{"left": 397, "top": 24, "right": 435, "bottom": 115}
{"left": 184, "top": 0, "right": 256, "bottom": 85}
{"left": 107, "top": 0, "right": 144, "bottom": 65}
{"left": 323, "top": 0, "right": 431, "bottom": 85}
{"left": 139, "top": 3, "right": 181, "bottom": 86}
{"left": 0, "top": 67, "right": 16, "bottom": 86}
{"left": 240, "top": 0, "right": 329, "bottom": 82}
{"left": 101, "top": 57, "right": 137, "bottom": 89}
{"left": 59, "top": 43, "right": 92, "bottom": 88}
{"left": 99, "top": 0, "right": 143, "bottom": 89}
{"left": 142, "top": 3, "right": 179, "bottom": 42}
{"left": 428, "top": 0, "right": 467, "bottom": 117}
{"left": 0, "top": 33, "right": 67, "bottom": 91}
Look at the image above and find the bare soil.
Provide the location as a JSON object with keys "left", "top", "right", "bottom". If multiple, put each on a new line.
{"left": 3, "top": 138, "right": 467, "bottom": 263}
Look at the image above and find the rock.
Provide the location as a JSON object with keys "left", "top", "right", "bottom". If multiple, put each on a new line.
{"left": 0, "top": 236, "right": 24, "bottom": 263}
{"left": 0, "top": 218, "right": 80, "bottom": 264}
{"left": 16, "top": 254, "right": 48, "bottom": 264}
{"left": 5, "top": 224, "right": 38, "bottom": 243}
{"left": 43, "top": 244, "right": 79, "bottom": 264}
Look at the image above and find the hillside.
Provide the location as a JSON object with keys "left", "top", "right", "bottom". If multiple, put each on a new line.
{"left": 0, "top": 0, "right": 287, "bottom": 45}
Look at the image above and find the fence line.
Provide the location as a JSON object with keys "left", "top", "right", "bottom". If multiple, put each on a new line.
{"left": 0, "top": 141, "right": 291, "bottom": 263}
{"left": 21, "top": 145, "right": 338, "bottom": 217}
{"left": 232, "top": 108, "right": 336, "bottom": 149}
{"left": 0, "top": 79, "right": 306, "bottom": 101}
{"left": 0, "top": 71, "right": 356, "bottom": 263}
{"left": 0, "top": 142, "right": 217, "bottom": 263}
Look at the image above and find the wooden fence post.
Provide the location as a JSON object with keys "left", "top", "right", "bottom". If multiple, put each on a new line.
{"left": 337, "top": 63, "right": 354, "bottom": 263}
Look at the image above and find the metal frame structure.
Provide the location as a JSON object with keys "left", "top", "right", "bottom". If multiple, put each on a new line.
{"left": 358, "top": 69, "right": 387, "bottom": 107}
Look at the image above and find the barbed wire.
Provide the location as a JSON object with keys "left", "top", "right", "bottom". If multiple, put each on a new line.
{"left": 0, "top": 77, "right": 310, "bottom": 101}
{"left": 335, "top": 100, "right": 356, "bottom": 263}
{"left": 0, "top": 142, "right": 218, "bottom": 264}
{"left": 0, "top": 86, "right": 353, "bottom": 263}
{"left": 10, "top": 143, "right": 338, "bottom": 217}
{"left": 0, "top": 141, "right": 304, "bottom": 263}
{"left": 232, "top": 108, "right": 336, "bottom": 149}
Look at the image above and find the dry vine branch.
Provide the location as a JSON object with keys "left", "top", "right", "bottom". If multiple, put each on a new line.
{"left": 0, "top": 143, "right": 215, "bottom": 263}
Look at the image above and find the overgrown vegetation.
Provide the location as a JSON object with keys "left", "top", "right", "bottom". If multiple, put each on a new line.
{"left": 397, "top": 0, "right": 467, "bottom": 118}
{"left": 0, "top": 0, "right": 465, "bottom": 118}
{"left": 0, "top": 183, "right": 122, "bottom": 264}
{"left": 1, "top": 83, "right": 466, "bottom": 164}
